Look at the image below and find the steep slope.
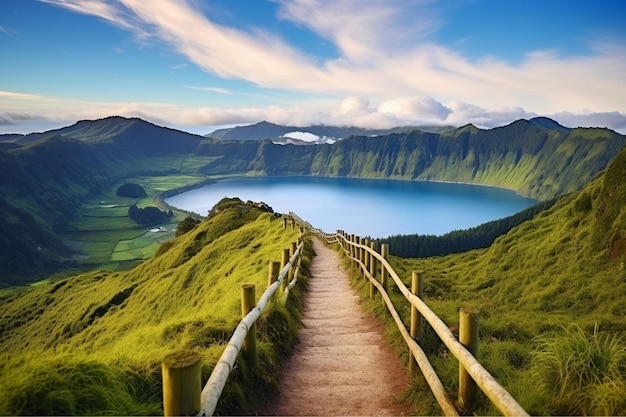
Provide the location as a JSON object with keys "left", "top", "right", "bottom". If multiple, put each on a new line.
{"left": 199, "top": 119, "right": 625, "bottom": 200}
{"left": 0, "top": 119, "right": 205, "bottom": 284}
{"left": 2, "top": 116, "right": 623, "bottom": 283}
{"left": 0, "top": 136, "right": 119, "bottom": 284}
{"left": 0, "top": 199, "right": 304, "bottom": 415}
{"left": 390, "top": 146, "right": 626, "bottom": 414}
{"left": 401, "top": 144, "right": 626, "bottom": 326}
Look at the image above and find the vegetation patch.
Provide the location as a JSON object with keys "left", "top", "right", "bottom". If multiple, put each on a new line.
{"left": 0, "top": 200, "right": 305, "bottom": 415}
{"left": 116, "top": 182, "right": 147, "bottom": 198}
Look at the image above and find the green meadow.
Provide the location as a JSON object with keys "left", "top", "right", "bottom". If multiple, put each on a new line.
{"left": 345, "top": 151, "right": 626, "bottom": 415}
{"left": 1, "top": 121, "right": 625, "bottom": 415}
{"left": 60, "top": 173, "right": 208, "bottom": 273}
{"left": 0, "top": 199, "right": 307, "bottom": 415}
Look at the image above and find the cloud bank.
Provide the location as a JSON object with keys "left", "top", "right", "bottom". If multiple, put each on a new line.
{"left": 3, "top": 0, "right": 625, "bottom": 134}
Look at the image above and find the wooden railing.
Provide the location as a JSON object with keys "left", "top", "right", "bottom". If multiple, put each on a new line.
{"left": 162, "top": 213, "right": 528, "bottom": 416}
{"left": 292, "top": 213, "right": 529, "bottom": 417}
{"left": 161, "top": 217, "right": 305, "bottom": 417}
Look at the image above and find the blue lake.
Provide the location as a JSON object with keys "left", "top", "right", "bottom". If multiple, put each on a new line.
{"left": 165, "top": 176, "right": 537, "bottom": 238}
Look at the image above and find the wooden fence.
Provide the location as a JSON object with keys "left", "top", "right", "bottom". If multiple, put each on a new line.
{"left": 162, "top": 212, "right": 528, "bottom": 416}
{"left": 161, "top": 219, "right": 304, "bottom": 417}
{"left": 293, "top": 213, "right": 528, "bottom": 416}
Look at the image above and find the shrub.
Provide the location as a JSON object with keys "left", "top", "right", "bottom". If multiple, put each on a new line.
{"left": 0, "top": 356, "right": 160, "bottom": 415}
{"left": 531, "top": 324, "right": 626, "bottom": 415}
{"left": 116, "top": 183, "right": 147, "bottom": 198}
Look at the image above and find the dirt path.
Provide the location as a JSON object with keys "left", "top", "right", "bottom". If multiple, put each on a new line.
{"left": 257, "top": 238, "right": 412, "bottom": 416}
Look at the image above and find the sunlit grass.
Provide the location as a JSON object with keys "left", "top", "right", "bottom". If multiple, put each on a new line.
{"left": 344, "top": 158, "right": 626, "bottom": 415}
{"left": 0, "top": 200, "right": 306, "bottom": 415}
{"left": 531, "top": 325, "right": 626, "bottom": 416}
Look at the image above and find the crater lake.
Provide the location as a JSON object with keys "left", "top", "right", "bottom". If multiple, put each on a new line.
{"left": 165, "top": 176, "right": 537, "bottom": 238}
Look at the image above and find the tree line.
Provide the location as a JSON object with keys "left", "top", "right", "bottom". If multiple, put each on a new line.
{"left": 379, "top": 199, "right": 557, "bottom": 258}
{"left": 128, "top": 204, "right": 173, "bottom": 226}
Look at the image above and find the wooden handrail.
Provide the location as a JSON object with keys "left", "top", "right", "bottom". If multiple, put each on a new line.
{"left": 197, "top": 240, "right": 304, "bottom": 416}
{"left": 291, "top": 213, "right": 528, "bottom": 417}
{"left": 354, "top": 254, "right": 459, "bottom": 416}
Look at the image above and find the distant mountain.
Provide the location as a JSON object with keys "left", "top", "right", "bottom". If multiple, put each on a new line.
{"left": 4, "top": 116, "right": 204, "bottom": 154}
{"left": 207, "top": 120, "right": 455, "bottom": 142}
{"left": 529, "top": 116, "right": 570, "bottom": 131}
{"left": 198, "top": 118, "right": 626, "bottom": 201}
{"left": 0, "top": 133, "right": 23, "bottom": 143}
{"left": 1, "top": 115, "right": 625, "bottom": 284}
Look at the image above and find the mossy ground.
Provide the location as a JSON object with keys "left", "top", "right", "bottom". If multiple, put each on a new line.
{"left": 0, "top": 200, "right": 307, "bottom": 415}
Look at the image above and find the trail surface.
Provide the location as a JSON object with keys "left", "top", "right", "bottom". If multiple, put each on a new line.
{"left": 258, "top": 238, "right": 411, "bottom": 416}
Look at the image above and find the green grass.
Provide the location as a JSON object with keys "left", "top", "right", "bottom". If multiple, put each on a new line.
{"left": 531, "top": 325, "right": 626, "bottom": 416}
{"left": 0, "top": 200, "right": 306, "bottom": 415}
{"left": 336, "top": 151, "right": 626, "bottom": 415}
{"left": 60, "top": 173, "right": 208, "bottom": 271}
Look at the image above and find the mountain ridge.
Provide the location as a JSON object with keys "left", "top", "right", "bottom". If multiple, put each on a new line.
{"left": 206, "top": 120, "right": 456, "bottom": 141}
{"left": 1, "top": 115, "right": 624, "bottom": 283}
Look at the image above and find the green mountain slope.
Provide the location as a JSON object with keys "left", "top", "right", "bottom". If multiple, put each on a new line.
{"left": 0, "top": 118, "right": 207, "bottom": 284}
{"left": 388, "top": 146, "right": 626, "bottom": 414}
{"left": 0, "top": 199, "right": 304, "bottom": 415}
{"left": 199, "top": 119, "right": 625, "bottom": 200}
{"left": 12, "top": 116, "right": 204, "bottom": 150}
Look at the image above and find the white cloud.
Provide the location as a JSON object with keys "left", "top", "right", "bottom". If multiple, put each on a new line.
{"left": 12, "top": 0, "right": 626, "bottom": 136}
{"left": 283, "top": 131, "right": 321, "bottom": 142}
{"left": 0, "top": 90, "right": 44, "bottom": 100}
{"left": 38, "top": 0, "right": 626, "bottom": 116}
{"left": 552, "top": 111, "right": 626, "bottom": 133}
{"left": 38, "top": 0, "right": 137, "bottom": 30}
{"left": 338, "top": 97, "right": 371, "bottom": 116}
{"left": 274, "top": 0, "right": 441, "bottom": 62}
{"left": 185, "top": 85, "right": 232, "bottom": 95}
{"left": 379, "top": 96, "right": 451, "bottom": 120}
{"left": 3, "top": 90, "right": 626, "bottom": 135}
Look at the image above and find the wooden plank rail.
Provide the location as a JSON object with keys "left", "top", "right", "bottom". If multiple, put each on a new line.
{"left": 160, "top": 219, "right": 305, "bottom": 417}
{"left": 197, "top": 239, "right": 304, "bottom": 416}
{"left": 291, "top": 212, "right": 529, "bottom": 417}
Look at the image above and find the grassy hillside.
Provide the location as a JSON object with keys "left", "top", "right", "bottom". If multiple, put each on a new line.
{"left": 199, "top": 119, "right": 626, "bottom": 201}
{"left": 0, "top": 199, "right": 306, "bottom": 415}
{"left": 0, "top": 121, "right": 207, "bottom": 284}
{"left": 369, "top": 147, "right": 626, "bottom": 415}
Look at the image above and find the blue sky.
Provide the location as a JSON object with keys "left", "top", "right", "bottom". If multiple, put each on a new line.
{"left": 1, "top": 0, "right": 625, "bottom": 135}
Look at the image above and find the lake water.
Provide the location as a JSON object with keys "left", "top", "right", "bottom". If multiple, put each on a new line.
{"left": 165, "top": 176, "right": 537, "bottom": 238}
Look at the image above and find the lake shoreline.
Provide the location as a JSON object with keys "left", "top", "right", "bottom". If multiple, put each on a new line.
{"left": 164, "top": 175, "right": 536, "bottom": 238}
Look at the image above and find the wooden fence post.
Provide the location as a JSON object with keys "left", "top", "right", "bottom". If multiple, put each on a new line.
{"left": 162, "top": 350, "right": 202, "bottom": 417}
{"left": 380, "top": 244, "right": 389, "bottom": 293}
{"left": 409, "top": 270, "right": 425, "bottom": 374}
{"left": 369, "top": 241, "right": 378, "bottom": 299}
{"left": 363, "top": 238, "right": 370, "bottom": 276}
{"left": 458, "top": 307, "right": 480, "bottom": 414}
{"left": 289, "top": 242, "right": 297, "bottom": 282}
{"left": 282, "top": 216, "right": 287, "bottom": 229}
{"left": 267, "top": 261, "right": 280, "bottom": 289}
{"left": 241, "top": 284, "right": 257, "bottom": 368}
{"left": 281, "top": 248, "right": 290, "bottom": 293}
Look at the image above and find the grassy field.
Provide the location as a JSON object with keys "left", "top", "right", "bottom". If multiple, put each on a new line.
{"left": 59, "top": 172, "right": 208, "bottom": 273}
{"left": 0, "top": 200, "right": 306, "bottom": 415}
